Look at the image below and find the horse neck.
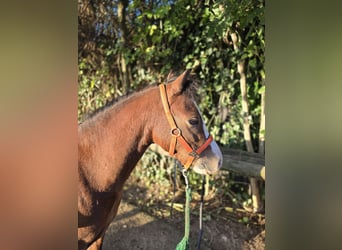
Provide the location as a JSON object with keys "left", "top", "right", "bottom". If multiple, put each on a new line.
{"left": 79, "top": 86, "right": 161, "bottom": 192}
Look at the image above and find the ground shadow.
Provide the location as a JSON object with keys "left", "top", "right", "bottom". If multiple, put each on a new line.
{"left": 102, "top": 200, "right": 251, "bottom": 250}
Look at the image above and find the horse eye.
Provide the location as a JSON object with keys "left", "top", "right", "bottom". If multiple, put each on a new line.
{"left": 189, "top": 118, "right": 199, "bottom": 126}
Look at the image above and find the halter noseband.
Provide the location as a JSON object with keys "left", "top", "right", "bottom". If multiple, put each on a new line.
{"left": 159, "top": 83, "right": 213, "bottom": 170}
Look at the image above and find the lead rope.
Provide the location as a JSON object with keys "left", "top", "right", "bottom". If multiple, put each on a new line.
{"left": 170, "top": 161, "right": 178, "bottom": 217}
{"left": 175, "top": 169, "right": 191, "bottom": 250}
{"left": 196, "top": 175, "right": 205, "bottom": 250}
{"left": 173, "top": 168, "right": 206, "bottom": 250}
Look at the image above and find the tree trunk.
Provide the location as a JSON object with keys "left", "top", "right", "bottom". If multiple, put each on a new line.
{"left": 117, "top": 0, "right": 130, "bottom": 94}
{"left": 230, "top": 31, "right": 262, "bottom": 212}
{"left": 259, "top": 89, "right": 265, "bottom": 154}
{"left": 256, "top": 82, "right": 266, "bottom": 211}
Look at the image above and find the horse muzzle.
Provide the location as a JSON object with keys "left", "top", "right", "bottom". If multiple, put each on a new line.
{"left": 191, "top": 141, "right": 223, "bottom": 175}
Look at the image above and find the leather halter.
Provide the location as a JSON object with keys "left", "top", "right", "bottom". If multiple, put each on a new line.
{"left": 159, "top": 83, "right": 213, "bottom": 170}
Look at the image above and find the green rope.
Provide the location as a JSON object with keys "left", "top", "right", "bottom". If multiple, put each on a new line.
{"left": 176, "top": 185, "right": 192, "bottom": 250}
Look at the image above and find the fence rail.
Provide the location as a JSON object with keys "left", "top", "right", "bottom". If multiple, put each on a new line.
{"left": 220, "top": 148, "right": 265, "bottom": 180}
{"left": 149, "top": 144, "right": 266, "bottom": 180}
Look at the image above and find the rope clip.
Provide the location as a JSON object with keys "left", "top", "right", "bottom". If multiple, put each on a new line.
{"left": 181, "top": 169, "right": 189, "bottom": 189}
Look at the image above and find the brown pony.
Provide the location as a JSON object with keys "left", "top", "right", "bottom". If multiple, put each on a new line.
{"left": 78, "top": 71, "right": 222, "bottom": 249}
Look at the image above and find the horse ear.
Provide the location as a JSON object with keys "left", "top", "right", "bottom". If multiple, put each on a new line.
{"left": 169, "top": 70, "right": 191, "bottom": 96}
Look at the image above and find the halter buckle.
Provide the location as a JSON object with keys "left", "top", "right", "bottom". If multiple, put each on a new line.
{"left": 189, "top": 150, "right": 200, "bottom": 158}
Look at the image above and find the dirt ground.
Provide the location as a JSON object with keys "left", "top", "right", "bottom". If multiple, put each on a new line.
{"left": 102, "top": 176, "right": 265, "bottom": 250}
{"left": 103, "top": 201, "right": 265, "bottom": 250}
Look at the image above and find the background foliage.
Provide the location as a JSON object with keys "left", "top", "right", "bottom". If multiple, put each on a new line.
{"left": 79, "top": 0, "right": 265, "bottom": 211}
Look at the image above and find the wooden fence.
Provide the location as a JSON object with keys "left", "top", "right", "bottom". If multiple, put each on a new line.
{"left": 149, "top": 144, "right": 265, "bottom": 180}
{"left": 220, "top": 147, "right": 265, "bottom": 180}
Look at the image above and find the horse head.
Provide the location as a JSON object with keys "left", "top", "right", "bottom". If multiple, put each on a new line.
{"left": 153, "top": 70, "right": 223, "bottom": 175}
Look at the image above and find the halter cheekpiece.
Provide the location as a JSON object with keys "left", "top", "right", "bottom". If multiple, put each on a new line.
{"left": 159, "top": 83, "right": 213, "bottom": 170}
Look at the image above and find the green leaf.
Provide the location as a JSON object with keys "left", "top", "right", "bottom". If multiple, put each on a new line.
{"left": 149, "top": 24, "right": 157, "bottom": 36}
{"left": 242, "top": 217, "right": 249, "bottom": 223}
{"left": 258, "top": 85, "right": 265, "bottom": 94}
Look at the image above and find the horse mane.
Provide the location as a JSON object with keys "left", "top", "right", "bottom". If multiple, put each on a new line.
{"left": 79, "top": 84, "right": 156, "bottom": 124}
{"left": 79, "top": 72, "right": 198, "bottom": 124}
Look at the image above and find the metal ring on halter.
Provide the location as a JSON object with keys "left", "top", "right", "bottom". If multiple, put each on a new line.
{"left": 170, "top": 128, "right": 182, "bottom": 137}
